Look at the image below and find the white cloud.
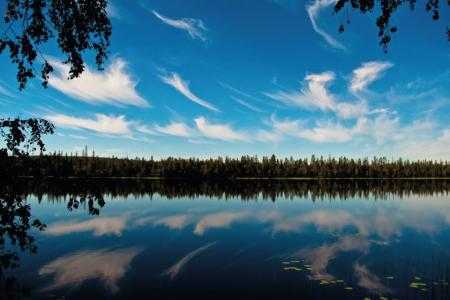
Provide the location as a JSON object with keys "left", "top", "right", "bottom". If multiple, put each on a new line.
{"left": 160, "top": 73, "right": 219, "bottom": 112}
{"left": 154, "top": 215, "right": 192, "bottom": 230}
{"left": 255, "top": 129, "right": 283, "bottom": 143}
{"left": 136, "top": 125, "right": 159, "bottom": 135}
{"left": 194, "top": 117, "right": 247, "bottom": 141}
{"left": 46, "top": 113, "right": 132, "bottom": 135}
{"left": 296, "top": 236, "right": 371, "bottom": 280}
{"left": 48, "top": 58, "right": 148, "bottom": 107}
{"left": 266, "top": 72, "right": 335, "bottom": 110}
{"left": 299, "top": 122, "right": 353, "bottom": 142}
{"left": 45, "top": 217, "right": 128, "bottom": 237}
{"left": 266, "top": 71, "right": 368, "bottom": 119}
{"left": 439, "top": 128, "right": 450, "bottom": 141}
{"left": 335, "top": 101, "right": 368, "bottom": 119}
{"left": 0, "top": 82, "right": 17, "bottom": 98}
{"left": 306, "top": 0, "right": 346, "bottom": 50}
{"left": 354, "top": 263, "right": 391, "bottom": 295}
{"left": 370, "top": 114, "right": 402, "bottom": 144}
{"left": 39, "top": 247, "right": 141, "bottom": 293}
{"left": 350, "top": 61, "right": 393, "bottom": 93}
{"left": 162, "top": 243, "right": 216, "bottom": 280}
{"left": 269, "top": 116, "right": 355, "bottom": 143}
{"left": 107, "top": 2, "right": 121, "bottom": 19}
{"left": 194, "top": 212, "right": 248, "bottom": 235}
{"left": 232, "top": 96, "right": 264, "bottom": 112}
{"left": 56, "top": 132, "right": 88, "bottom": 140}
{"left": 187, "top": 138, "right": 216, "bottom": 145}
{"left": 152, "top": 10, "right": 207, "bottom": 41}
{"left": 155, "top": 122, "right": 196, "bottom": 137}
{"left": 393, "top": 132, "right": 450, "bottom": 160}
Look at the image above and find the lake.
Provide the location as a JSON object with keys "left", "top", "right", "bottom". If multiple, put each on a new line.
{"left": 2, "top": 179, "right": 450, "bottom": 299}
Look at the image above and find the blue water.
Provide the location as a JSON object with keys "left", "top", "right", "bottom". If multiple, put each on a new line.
{"left": 5, "top": 185, "right": 450, "bottom": 299}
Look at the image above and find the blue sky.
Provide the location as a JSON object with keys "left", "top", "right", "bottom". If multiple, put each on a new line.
{"left": 1, "top": 0, "right": 449, "bottom": 159}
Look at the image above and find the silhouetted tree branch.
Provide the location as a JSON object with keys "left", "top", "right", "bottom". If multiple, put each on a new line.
{"left": 334, "top": 0, "right": 449, "bottom": 52}
{"left": 1, "top": 0, "right": 111, "bottom": 89}
{"left": 0, "top": 117, "right": 54, "bottom": 157}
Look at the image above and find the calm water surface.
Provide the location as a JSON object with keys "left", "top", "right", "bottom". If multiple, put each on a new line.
{"left": 3, "top": 180, "right": 450, "bottom": 299}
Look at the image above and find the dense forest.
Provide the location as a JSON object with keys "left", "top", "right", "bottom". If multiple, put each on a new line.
{"left": 2, "top": 149, "right": 449, "bottom": 179}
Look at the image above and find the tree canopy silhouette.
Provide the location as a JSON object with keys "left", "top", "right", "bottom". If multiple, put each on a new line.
{"left": 0, "top": 0, "right": 111, "bottom": 89}
{"left": 0, "top": 118, "right": 54, "bottom": 157}
{"left": 334, "top": 0, "right": 449, "bottom": 52}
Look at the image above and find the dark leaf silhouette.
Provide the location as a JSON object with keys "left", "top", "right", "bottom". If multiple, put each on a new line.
{"left": 0, "top": 118, "right": 54, "bottom": 157}
{"left": 1, "top": 0, "right": 111, "bottom": 89}
{"left": 334, "top": 0, "right": 448, "bottom": 52}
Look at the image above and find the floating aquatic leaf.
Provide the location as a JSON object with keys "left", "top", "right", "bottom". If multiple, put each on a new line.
{"left": 364, "top": 298, "right": 371, "bottom": 300}
{"left": 283, "top": 266, "right": 302, "bottom": 271}
{"left": 420, "top": 288, "right": 428, "bottom": 292}
{"left": 282, "top": 261, "right": 290, "bottom": 265}
{"left": 386, "top": 276, "right": 394, "bottom": 280}
{"left": 344, "top": 286, "right": 353, "bottom": 290}
{"left": 414, "top": 276, "right": 422, "bottom": 281}
{"left": 379, "top": 296, "right": 388, "bottom": 300}
{"left": 336, "top": 279, "right": 344, "bottom": 283}
{"left": 418, "top": 283, "right": 426, "bottom": 286}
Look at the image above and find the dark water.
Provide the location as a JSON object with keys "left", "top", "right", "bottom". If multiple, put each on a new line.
{"left": 2, "top": 179, "right": 450, "bottom": 299}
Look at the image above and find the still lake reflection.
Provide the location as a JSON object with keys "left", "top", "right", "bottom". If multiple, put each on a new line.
{"left": 2, "top": 179, "right": 450, "bottom": 299}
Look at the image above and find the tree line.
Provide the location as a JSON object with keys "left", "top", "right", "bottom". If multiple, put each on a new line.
{"left": 2, "top": 151, "right": 449, "bottom": 179}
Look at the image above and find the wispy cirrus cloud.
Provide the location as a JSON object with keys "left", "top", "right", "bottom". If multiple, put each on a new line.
{"left": 154, "top": 215, "right": 193, "bottom": 230}
{"left": 232, "top": 96, "right": 264, "bottom": 112}
{"left": 155, "top": 122, "right": 196, "bottom": 137}
{"left": 194, "top": 117, "right": 247, "bottom": 141}
{"left": 306, "top": 0, "right": 345, "bottom": 50}
{"left": 160, "top": 72, "right": 219, "bottom": 112}
{"left": 255, "top": 129, "right": 283, "bottom": 143}
{"left": 295, "top": 237, "right": 371, "bottom": 280}
{"left": 56, "top": 132, "right": 88, "bottom": 140}
{"left": 194, "top": 212, "right": 249, "bottom": 235}
{"left": 350, "top": 61, "right": 393, "bottom": 93}
{"left": 162, "top": 242, "right": 216, "bottom": 280}
{"left": 152, "top": 117, "right": 248, "bottom": 142}
{"left": 45, "top": 217, "right": 128, "bottom": 237}
{"left": 269, "top": 115, "right": 355, "bottom": 143}
{"left": 39, "top": 247, "right": 142, "bottom": 293}
{"left": 48, "top": 58, "right": 149, "bottom": 107}
{"left": 370, "top": 114, "right": 402, "bottom": 144}
{"left": 354, "top": 263, "right": 391, "bottom": 295}
{"left": 46, "top": 113, "right": 132, "bottom": 135}
{"left": 439, "top": 128, "right": 450, "bottom": 141}
{"left": 0, "top": 82, "right": 17, "bottom": 98}
{"left": 106, "top": 2, "right": 121, "bottom": 19}
{"left": 152, "top": 10, "right": 207, "bottom": 41}
{"left": 266, "top": 71, "right": 335, "bottom": 110}
{"left": 266, "top": 71, "right": 368, "bottom": 119}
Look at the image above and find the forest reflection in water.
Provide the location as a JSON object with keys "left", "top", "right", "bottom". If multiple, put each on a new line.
{"left": 1, "top": 178, "right": 450, "bottom": 299}
{"left": 13, "top": 178, "right": 450, "bottom": 202}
